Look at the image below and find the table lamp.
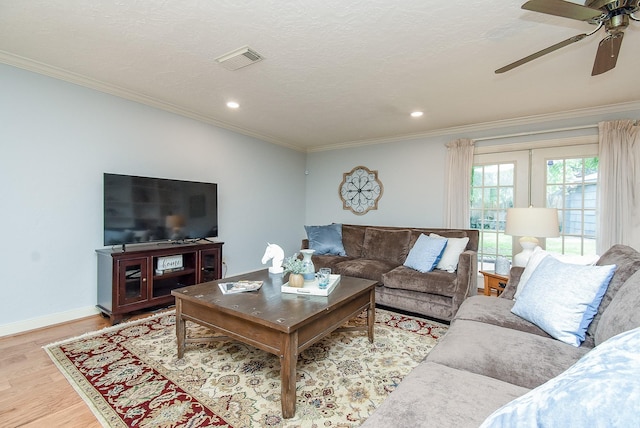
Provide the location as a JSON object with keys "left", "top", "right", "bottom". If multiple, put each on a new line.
{"left": 505, "top": 207, "right": 559, "bottom": 267}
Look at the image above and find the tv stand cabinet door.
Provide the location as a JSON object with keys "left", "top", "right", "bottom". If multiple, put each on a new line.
{"left": 199, "top": 246, "right": 222, "bottom": 283}
{"left": 116, "top": 257, "right": 149, "bottom": 307}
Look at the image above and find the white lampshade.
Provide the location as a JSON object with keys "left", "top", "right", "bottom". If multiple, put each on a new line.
{"left": 506, "top": 207, "right": 559, "bottom": 267}
{"left": 505, "top": 207, "right": 559, "bottom": 238}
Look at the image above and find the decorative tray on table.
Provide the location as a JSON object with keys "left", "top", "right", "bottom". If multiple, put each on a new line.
{"left": 281, "top": 274, "right": 341, "bottom": 296}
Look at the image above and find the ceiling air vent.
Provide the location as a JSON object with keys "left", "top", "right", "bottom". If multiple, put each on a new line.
{"left": 215, "top": 46, "right": 264, "bottom": 71}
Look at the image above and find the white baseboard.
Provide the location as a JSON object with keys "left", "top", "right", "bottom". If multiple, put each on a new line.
{"left": 0, "top": 306, "right": 101, "bottom": 337}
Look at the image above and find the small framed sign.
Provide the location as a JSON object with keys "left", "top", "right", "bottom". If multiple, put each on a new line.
{"left": 157, "top": 255, "right": 183, "bottom": 272}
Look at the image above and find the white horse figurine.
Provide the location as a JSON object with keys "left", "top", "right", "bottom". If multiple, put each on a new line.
{"left": 262, "top": 243, "right": 284, "bottom": 274}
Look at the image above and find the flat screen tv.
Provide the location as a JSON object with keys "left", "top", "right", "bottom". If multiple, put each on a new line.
{"left": 103, "top": 173, "right": 218, "bottom": 246}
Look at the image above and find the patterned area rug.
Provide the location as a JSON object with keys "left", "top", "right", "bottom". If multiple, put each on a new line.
{"left": 45, "top": 308, "right": 447, "bottom": 427}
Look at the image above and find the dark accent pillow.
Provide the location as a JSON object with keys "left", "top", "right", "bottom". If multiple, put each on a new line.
{"left": 362, "top": 228, "right": 412, "bottom": 264}
{"left": 304, "top": 224, "right": 347, "bottom": 256}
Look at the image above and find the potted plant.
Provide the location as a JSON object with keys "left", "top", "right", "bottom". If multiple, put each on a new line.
{"left": 283, "top": 254, "right": 306, "bottom": 287}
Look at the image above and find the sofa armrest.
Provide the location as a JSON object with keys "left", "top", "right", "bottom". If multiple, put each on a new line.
{"left": 498, "top": 266, "right": 525, "bottom": 300}
{"left": 301, "top": 239, "right": 309, "bottom": 250}
{"left": 451, "top": 249, "right": 478, "bottom": 314}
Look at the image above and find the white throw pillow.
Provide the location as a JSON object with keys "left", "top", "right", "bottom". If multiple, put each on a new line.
{"left": 430, "top": 233, "right": 469, "bottom": 273}
{"left": 513, "top": 246, "right": 548, "bottom": 300}
{"left": 514, "top": 247, "right": 600, "bottom": 300}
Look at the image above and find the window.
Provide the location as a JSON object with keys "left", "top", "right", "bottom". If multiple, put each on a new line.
{"left": 471, "top": 163, "right": 515, "bottom": 272}
{"left": 473, "top": 139, "right": 599, "bottom": 272}
{"left": 542, "top": 156, "right": 598, "bottom": 256}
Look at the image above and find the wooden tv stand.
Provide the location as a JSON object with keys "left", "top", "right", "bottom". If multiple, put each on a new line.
{"left": 96, "top": 241, "right": 223, "bottom": 324}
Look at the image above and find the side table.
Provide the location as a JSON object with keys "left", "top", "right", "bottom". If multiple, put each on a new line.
{"left": 480, "top": 270, "right": 509, "bottom": 297}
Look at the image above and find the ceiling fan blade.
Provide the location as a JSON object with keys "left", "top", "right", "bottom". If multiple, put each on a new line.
{"left": 592, "top": 32, "right": 624, "bottom": 75}
{"left": 522, "top": 0, "right": 603, "bottom": 21}
{"left": 495, "top": 33, "right": 587, "bottom": 73}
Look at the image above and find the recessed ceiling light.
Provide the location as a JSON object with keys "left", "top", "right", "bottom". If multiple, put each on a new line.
{"left": 227, "top": 101, "right": 240, "bottom": 109}
{"left": 411, "top": 111, "right": 424, "bottom": 118}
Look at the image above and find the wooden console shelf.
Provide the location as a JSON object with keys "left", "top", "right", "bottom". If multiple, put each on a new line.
{"left": 96, "top": 241, "right": 223, "bottom": 324}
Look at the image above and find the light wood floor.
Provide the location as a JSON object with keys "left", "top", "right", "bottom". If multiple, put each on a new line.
{"left": 0, "top": 304, "right": 450, "bottom": 427}
{"left": 0, "top": 311, "right": 164, "bottom": 427}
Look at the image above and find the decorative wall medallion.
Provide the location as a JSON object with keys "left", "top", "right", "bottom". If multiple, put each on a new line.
{"left": 339, "top": 166, "right": 383, "bottom": 215}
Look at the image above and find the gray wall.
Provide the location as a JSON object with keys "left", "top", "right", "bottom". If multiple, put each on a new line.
{"left": 0, "top": 64, "right": 306, "bottom": 331}
{"left": 2, "top": 62, "right": 639, "bottom": 334}
{"left": 304, "top": 138, "right": 450, "bottom": 227}
{"left": 304, "top": 108, "right": 640, "bottom": 241}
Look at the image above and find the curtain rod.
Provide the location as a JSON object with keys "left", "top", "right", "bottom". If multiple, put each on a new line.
{"left": 474, "top": 124, "right": 598, "bottom": 142}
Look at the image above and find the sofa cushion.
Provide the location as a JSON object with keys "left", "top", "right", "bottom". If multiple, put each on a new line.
{"left": 454, "top": 295, "right": 552, "bottom": 339}
{"left": 310, "top": 254, "right": 354, "bottom": 271}
{"left": 511, "top": 256, "right": 616, "bottom": 347}
{"left": 382, "top": 265, "right": 459, "bottom": 297}
{"left": 427, "top": 319, "right": 589, "bottom": 389}
{"left": 334, "top": 258, "right": 397, "bottom": 283}
{"left": 480, "top": 327, "right": 640, "bottom": 428}
{"left": 403, "top": 234, "right": 447, "bottom": 273}
{"left": 361, "top": 227, "right": 411, "bottom": 264}
{"left": 341, "top": 224, "right": 366, "bottom": 257}
{"left": 587, "top": 244, "right": 640, "bottom": 344}
{"left": 595, "top": 269, "right": 640, "bottom": 345}
{"left": 361, "top": 362, "right": 530, "bottom": 428}
{"left": 304, "top": 223, "right": 346, "bottom": 256}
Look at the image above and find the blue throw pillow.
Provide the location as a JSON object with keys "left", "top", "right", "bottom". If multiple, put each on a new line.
{"left": 511, "top": 256, "right": 616, "bottom": 347}
{"left": 403, "top": 234, "right": 448, "bottom": 273}
{"left": 480, "top": 326, "right": 640, "bottom": 428}
{"left": 304, "top": 224, "right": 346, "bottom": 256}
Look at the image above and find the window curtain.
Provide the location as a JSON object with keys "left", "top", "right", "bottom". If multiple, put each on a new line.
{"left": 597, "top": 120, "right": 640, "bottom": 254}
{"left": 444, "top": 138, "right": 475, "bottom": 228}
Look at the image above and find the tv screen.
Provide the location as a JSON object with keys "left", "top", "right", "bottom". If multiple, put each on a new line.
{"left": 103, "top": 173, "right": 218, "bottom": 246}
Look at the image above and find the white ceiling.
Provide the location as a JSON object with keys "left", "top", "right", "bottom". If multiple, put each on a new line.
{"left": 1, "top": 0, "right": 639, "bottom": 151}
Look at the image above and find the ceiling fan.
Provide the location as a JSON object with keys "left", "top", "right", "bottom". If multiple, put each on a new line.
{"left": 496, "top": 0, "right": 640, "bottom": 75}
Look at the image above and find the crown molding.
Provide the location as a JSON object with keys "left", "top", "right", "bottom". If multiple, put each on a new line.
{"left": 0, "top": 51, "right": 304, "bottom": 152}
{"left": 309, "top": 100, "right": 640, "bottom": 152}
{"left": 3, "top": 51, "right": 639, "bottom": 154}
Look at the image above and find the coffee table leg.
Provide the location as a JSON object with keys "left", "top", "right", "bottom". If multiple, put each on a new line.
{"left": 175, "top": 299, "right": 186, "bottom": 359}
{"left": 367, "top": 289, "right": 375, "bottom": 343}
{"left": 280, "top": 331, "right": 299, "bottom": 418}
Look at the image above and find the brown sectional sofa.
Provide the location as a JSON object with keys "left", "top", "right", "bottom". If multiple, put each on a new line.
{"left": 303, "top": 224, "right": 479, "bottom": 322}
{"left": 362, "top": 244, "right": 640, "bottom": 427}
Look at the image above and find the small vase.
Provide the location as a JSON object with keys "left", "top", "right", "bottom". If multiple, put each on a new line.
{"left": 288, "top": 273, "right": 304, "bottom": 288}
{"left": 300, "top": 249, "right": 316, "bottom": 282}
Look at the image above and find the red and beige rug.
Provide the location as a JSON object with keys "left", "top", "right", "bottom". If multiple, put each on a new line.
{"left": 45, "top": 308, "right": 447, "bottom": 427}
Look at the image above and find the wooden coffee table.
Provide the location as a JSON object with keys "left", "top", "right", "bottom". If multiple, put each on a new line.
{"left": 171, "top": 269, "right": 377, "bottom": 418}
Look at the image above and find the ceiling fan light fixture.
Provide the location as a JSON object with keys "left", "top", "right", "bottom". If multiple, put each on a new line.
{"left": 498, "top": 0, "right": 638, "bottom": 75}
